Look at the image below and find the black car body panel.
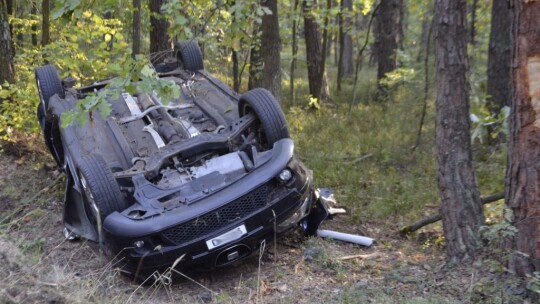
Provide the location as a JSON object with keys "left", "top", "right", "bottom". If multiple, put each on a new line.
{"left": 36, "top": 44, "right": 322, "bottom": 279}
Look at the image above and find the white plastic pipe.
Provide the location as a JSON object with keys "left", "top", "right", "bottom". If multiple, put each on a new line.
{"left": 317, "top": 229, "right": 374, "bottom": 247}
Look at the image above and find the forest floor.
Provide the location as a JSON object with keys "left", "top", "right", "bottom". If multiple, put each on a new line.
{"left": 0, "top": 150, "right": 526, "bottom": 303}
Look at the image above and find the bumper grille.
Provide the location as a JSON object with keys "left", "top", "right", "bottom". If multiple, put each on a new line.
{"left": 162, "top": 184, "right": 270, "bottom": 245}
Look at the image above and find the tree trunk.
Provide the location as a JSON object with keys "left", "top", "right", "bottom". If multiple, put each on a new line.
{"left": 248, "top": 41, "right": 262, "bottom": 90}
{"left": 506, "top": 0, "right": 540, "bottom": 279}
{"left": 318, "top": 0, "right": 331, "bottom": 100}
{"left": 132, "top": 0, "right": 142, "bottom": 57}
{"left": 149, "top": 0, "right": 169, "bottom": 53}
{"left": 31, "top": 1, "right": 37, "bottom": 46}
{"left": 435, "top": 0, "right": 483, "bottom": 261}
{"left": 41, "top": 0, "right": 50, "bottom": 46}
{"left": 0, "top": 0, "right": 15, "bottom": 104}
{"left": 486, "top": 0, "right": 511, "bottom": 116}
{"left": 289, "top": 0, "right": 299, "bottom": 104}
{"left": 232, "top": 49, "right": 240, "bottom": 92}
{"left": 15, "top": 4, "right": 22, "bottom": 45}
{"left": 337, "top": 0, "right": 353, "bottom": 91}
{"left": 0, "top": 0, "right": 15, "bottom": 87}
{"left": 373, "top": 0, "right": 402, "bottom": 82}
{"left": 469, "top": 0, "right": 478, "bottom": 45}
{"left": 303, "top": 0, "right": 328, "bottom": 102}
{"left": 261, "top": 0, "right": 281, "bottom": 103}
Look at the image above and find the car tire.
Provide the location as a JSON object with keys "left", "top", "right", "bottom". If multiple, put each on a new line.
{"left": 35, "top": 64, "right": 64, "bottom": 110}
{"left": 35, "top": 65, "right": 64, "bottom": 165}
{"left": 78, "top": 154, "right": 128, "bottom": 222}
{"left": 175, "top": 40, "right": 204, "bottom": 71}
{"left": 239, "top": 88, "right": 290, "bottom": 147}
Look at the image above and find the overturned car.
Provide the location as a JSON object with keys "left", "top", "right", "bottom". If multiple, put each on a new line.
{"left": 36, "top": 41, "right": 328, "bottom": 279}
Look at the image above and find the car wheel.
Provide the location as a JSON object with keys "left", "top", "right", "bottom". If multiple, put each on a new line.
{"left": 175, "top": 40, "right": 204, "bottom": 71}
{"left": 35, "top": 64, "right": 64, "bottom": 111}
{"left": 239, "top": 88, "right": 290, "bottom": 148}
{"left": 78, "top": 154, "right": 128, "bottom": 223}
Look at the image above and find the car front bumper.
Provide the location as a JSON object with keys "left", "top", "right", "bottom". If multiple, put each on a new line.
{"left": 102, "top": 139, "right": 314, "bottom": 277}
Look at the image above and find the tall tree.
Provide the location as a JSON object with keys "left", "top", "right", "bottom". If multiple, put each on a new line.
{"left": 31, "top": 1, "right": 37, "bottom": 46}
{"left": 42, "top": 0, "right": 50, "bottom": 46}
{"left": 132, "top": 0, "right": 142, "bottom": 57}
{"left": 289, "top": 0, "right": 300, "bottom": 104}
{"left": 6, "top": 0, "right": 13, "bottom": 55}
{"left": 232, "top": 49, "right": 240, "bottom": 91}
{"left": 0, "top": 0, "right": 15, "bottom": 89}
{"left": 303, "top": 0, "right": 328, "bottom": 102}
{"left": 337, "top": 0, "right": 353, "bottom": 92}
{"left": 506, "top": 0, "right": 540, "bottom": 280}
{"left": 486, "top": 0, "right": 511, "bottom": 117}
{"left": 149, "top": 0, "right": 169, "bottom": 53}
{"left": 435, "top": 0, "right": 483, "bottom": 261}
{"left": 248, "top": 39, "right": 262, "bottom": 90}
{"left": 373, "top": 0, "right": 403, "bottom": 96}
{"left": 261, "top": 0, "right": 281, "bottom": 103}
{"left": 469, "top": 0, "right": 478, "bottom": 45}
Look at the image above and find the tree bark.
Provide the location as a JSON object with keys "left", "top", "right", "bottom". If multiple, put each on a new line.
{"left": 261, "top": 0, "right": 281, "bottom": 103}
{"left": 132, "top": 0, "right": 142, "bottom": 57}
{"left": 486, "top": 0, "right": 511, "bottom": 116}
{"left": 506, "top": 0, "right": 540, "bottom": 278}
{"left": 41, "top": 0, "right": 50, "bottom": 46}
{"left": 469, "top": 0, "right": 478, "bottom": 45}
{"left": 232, "top": 49, "right": 240, "bottom": 92}
{"left": 373, "top": 0, "right": 402, "bottom": 83}
{"left": 289, "top": 0, "right": 299, "bottom": 104}
{"left": 0, "top": 0, "right": 15, "bottom": 89}
{"left": 248, "top": 41, "right": 262, "bottom": 90}
{"left": 318, "top": 0, "right": 331, "bottom": 100}
{"left": 338, "top": 0, "right": 353, "bottom": 85}
{"left": 435, "top": 0, "right": 483, "bottom": 261}
{"left": 31, "top": 1, "right": 37, "bottom": 46}
{"left": 149, "top": 0, "right": 169, "bottom": 53}
{"left": 303, "top": 0, "right": 328, "bottom": 102}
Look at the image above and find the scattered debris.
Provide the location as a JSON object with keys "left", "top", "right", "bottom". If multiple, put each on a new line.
{"left": 315, "top": 188, "right": 375, "bottom": 247}
{"left": 317, "top": 229, "right": 374, "bottom": 247}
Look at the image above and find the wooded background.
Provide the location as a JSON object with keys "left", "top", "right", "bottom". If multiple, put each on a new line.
{"left": 1, "top": 0, "right": 540, "bottom": 299}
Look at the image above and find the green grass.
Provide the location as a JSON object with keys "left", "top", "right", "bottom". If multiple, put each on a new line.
{"left": 281, "top": 68, "right": 440, "bottom": 221}
{"left": 270, "top": 52, "right": 505, "bottom": 224}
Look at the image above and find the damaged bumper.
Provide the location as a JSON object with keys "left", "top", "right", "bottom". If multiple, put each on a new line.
{"left": 103, "top": 139, "right": 315, "bottom": 275}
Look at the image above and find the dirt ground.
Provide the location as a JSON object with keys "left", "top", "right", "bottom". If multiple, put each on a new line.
{"left": 0, "top": 152, "right": 526, "bottom": 303}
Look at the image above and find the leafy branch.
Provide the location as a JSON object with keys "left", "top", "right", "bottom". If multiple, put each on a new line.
{"left": 61, "top": 55, "right": 180, "bottom": 127}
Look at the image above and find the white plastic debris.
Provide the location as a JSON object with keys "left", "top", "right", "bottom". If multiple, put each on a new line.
{"left": 317, "top": 229, "right": 374, "bottom": 247}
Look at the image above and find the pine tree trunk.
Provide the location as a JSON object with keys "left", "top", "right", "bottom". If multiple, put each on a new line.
{"left": 0, "top": 0, "right": 15, "bottom": 104}
{"left": 31, "top": 1, "right": 37, "bottom": 46}
{"left": 15, "top": 4, "right": 22, "bottom": 45}
{"left": 149, "top": 0, "right": 169, "bottom": 53}
{"left": 261, "top": 0, "right": 282, "bottom": 103}
{"left": 337, "top": 0, "right": 353, "bottom": 91}
{"left": 340, "top": 0, "right": 353, "bottom": 77}
{"left": 232, "top": 49, "right": 240, "bottom": 92}
{"left": 132, "top": 0, "right": 142, "bottom": 57}
{"left": 435, "top": 0, "right": 483, "bottom": 261}
{"left": 373, "top": 0, "right": 402, "bottom": 82}
{"left": 486, "top": 0, "right": 511, "bottom": 115}
{"left": 303, "top": 0, "right": 328, "bottom": 101}
{"left": 41, "top": 0, "right": 50, "bottom": 46}
{"left": 0, "top": 0, "right": 15, "bottom": 87}
{"left": 289, "top": 0, "right": 299, "bottom": 104}
{"left": 469, "top": 0, "right": 478, "bottom": 45}
{"left": 248, "top": 41, "right": 262, "bottom": 90}
{"left": 506, "top": 0, "right": 540, "bottom": 279}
